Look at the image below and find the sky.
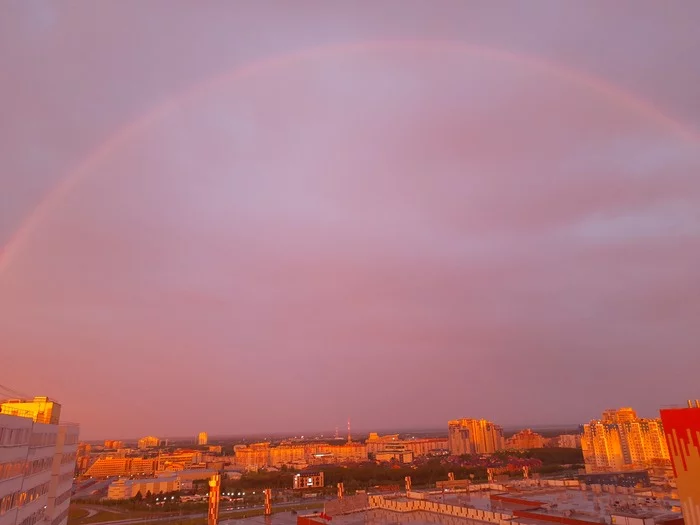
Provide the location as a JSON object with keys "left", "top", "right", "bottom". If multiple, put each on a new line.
{"left": 1, "top": 1, "right": 700, "bottom": 440}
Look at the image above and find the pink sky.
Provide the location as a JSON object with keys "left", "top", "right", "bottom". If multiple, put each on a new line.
{"left": 1, "top": 2, "right": 699, "bottom": 439}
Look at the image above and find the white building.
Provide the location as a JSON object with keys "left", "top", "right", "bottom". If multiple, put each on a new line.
{"left": 0, "top": 407, "right": 78, "bottom": 525}
{"left": 107, "top": 477, "right": 180, "bottom": 500}
{"left": 197, "top": 432, "right": 208, "bottom": 446}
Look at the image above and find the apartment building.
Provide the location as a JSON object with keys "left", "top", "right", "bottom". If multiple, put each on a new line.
{"left": 0, "top": 398, "right": 78, "bottom": 525}
{"left": 448, "top": 418, "right": 505, "bottom": 455}
{"left": 582, "top": 407, "right": 670, "bottom": 473}
{"left": 506, "top": 429, "right": 545, "bottom": 450}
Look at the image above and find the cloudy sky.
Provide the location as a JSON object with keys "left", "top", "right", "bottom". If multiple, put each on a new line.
{"left": 1, "top": 1, "right": 699, "bottom": 440}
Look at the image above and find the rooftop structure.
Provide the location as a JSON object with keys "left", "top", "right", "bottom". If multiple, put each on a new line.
{"left": 0, "top": 397, "right": 61, "bottom": 425}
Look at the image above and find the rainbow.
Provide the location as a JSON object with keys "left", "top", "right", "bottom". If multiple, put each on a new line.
{"left": 1, "top": 39, "right": 697, "bottom": 277}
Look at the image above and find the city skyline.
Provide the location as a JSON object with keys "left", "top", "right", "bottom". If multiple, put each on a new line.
{"left": 2, "top": 3, "right": 700, "bottom": 439}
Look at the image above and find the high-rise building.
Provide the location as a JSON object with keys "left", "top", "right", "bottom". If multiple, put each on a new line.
{"left": 582, "top": 408, "right": 669, "bottom": 473}
{"left": 197, "top": 432, "right": 208, "bottom": 446}
{"left": 448, "top": 419, "right": 504, "bottom": 455}
{"left": 103, "top": 440, "right": 124, "bottom": 450}
{"left": 659, "top": 401, "right": 700, "bottom": 525}
{"left": 0, "top": 397, "right": 78, "bottom": 525}
{"left": 137, "top": 436, "right": 160, "bottom": 449}
{"left": 506, "top": 429, "right": 545, "bottom": 450}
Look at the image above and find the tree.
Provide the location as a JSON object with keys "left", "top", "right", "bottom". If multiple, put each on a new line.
{"left": 145, "top": 490, "right": 152, "bottom": 500}
{"left": 133, "top": 491, "right": 143, "bottom": 502}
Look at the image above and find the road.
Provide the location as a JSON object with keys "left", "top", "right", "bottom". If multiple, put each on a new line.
{"left": 80, "top": 500, "right": 326, "bottom": 525}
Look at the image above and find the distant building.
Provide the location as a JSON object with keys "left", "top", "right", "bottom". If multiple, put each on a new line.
{"left": 374, "top": 443, "right": 414, "bottom": 464}
{"left": 137, "top": 436, "right": 160, "bottom": 450}
{"left": 660, "top": 401, "right": 700, "bottom": 525}
{"left": 107, "top": 477, "right": 180, "bottom": 500}
{"left": 506, "top": 429, "right": 545, "bottom": 450}
{"left": 104, "top": 440, "right": 125, "bottom": 449}
{"left": 76, "top": 442, "right": 92, "bottom": 475}
{"left": 208, "top": 445, "right": 222, "bottom": 454}
{"left": 84, "top": 457, "right": 158, "bottom": 478}
{"left": 235, "top": 443, "right": 270, "bottom": 470}
{"left": 0, "top": 397, "right": 78, "bottom": 525}
{"left": 235, "top": 441, "right": 367, "bottom": 470}
{"left": 197, "top": 432, "right": 208, "bottom": 446}
{"left": 309, "top": 442, "right": 367, "bottom": 465}
{"left": 581, "top": 408, "right": 669, "bottom": 473}
{"left": 293, "top": 472, "right": 324, "bottom": 490}
{"left": 556, "top": 434, "right": 582, "bottom": 448}
{"left": 448, "top": 418, "right": 504, "bottom": 455}
{"left": 157, "top": 451, "right": 202, "bottom": 472}
{"left": 365, "top": 433, "right": 447, "bottom": 457}
{"left": 269, "top": 444, "right": 306, "bottom": 468}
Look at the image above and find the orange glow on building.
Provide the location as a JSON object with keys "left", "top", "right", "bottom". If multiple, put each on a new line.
{"left": 506, "top": 429, "right": 545, "bottom": 450}
{"left": 582, "top": 408, "right": 669, "bottom": 473}
{"left": 137, "top": 436, "right": 160, "bottom": 449}
{"left": 83, "top": 457, "right": 158, "bottom": 477}
{"left": 660, "top": 402, "right": 700, "bottom": 525}
{"left": 448, "top": 418, "right": 505, "bottom": 455}
{"left": 0, "top": 396, "right": 61, "bottom": 424}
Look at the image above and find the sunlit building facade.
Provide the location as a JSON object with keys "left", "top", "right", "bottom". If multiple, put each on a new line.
{"left": 506, "top": 429, "right": 545, "bottom": 450}
{"left": 235, "top": 443, "right": 270, "bottom": 470}
{"left": 103, "top": 441, "right": 124, "bottom": 450}
{"left": 269, "top": 444, "right": 306, "bottom": 468}
{"left": 137, "top": 436, "right": 160, "bottom": 450}
{"left": 0, "top": 398, "right": 61, "bottom": 426}
{"left": 660, "top": 401, "right": 700, "bottom": 525}
{"left": 107, "top": 477, "right": 180, "bottom": 500}
{"left": 310, "top": 443, "right": 367, "bottom": 464}
{"left": 83, "top": 457, "right": 157, "bottom": 478}
{"left": 0, "top": 399, "right": 78, "bottom": 525}
{"left": 197, "top": 433, "right": 208, "bottom": 446}
{"left": 448, "top": 419, "right": 505, "bottom": 455}
{"left": 157, "top": 451, "right": 202, "bottom": 472}
{"left": 582, "top": 408, "right": 670, "bottom": 473}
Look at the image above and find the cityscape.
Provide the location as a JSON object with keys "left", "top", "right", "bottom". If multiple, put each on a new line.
{"left": 2, "top": 6, "right": 700, "bottom": 525}
{"left": 2, "top": 396, "right": 700, "bottom": 525}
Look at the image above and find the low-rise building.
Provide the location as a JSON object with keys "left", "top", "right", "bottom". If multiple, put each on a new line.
{"left": 366, "top": 434, "right": 447, "bottom": 457}
{"left": 293, "top": 472, "right": 324, "bottom": 490}
{"left": 83, "top": 457, "right": 157, "bottom": 478}
{"left": 107, "top": 477, "right": 180, "bottom": 500}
